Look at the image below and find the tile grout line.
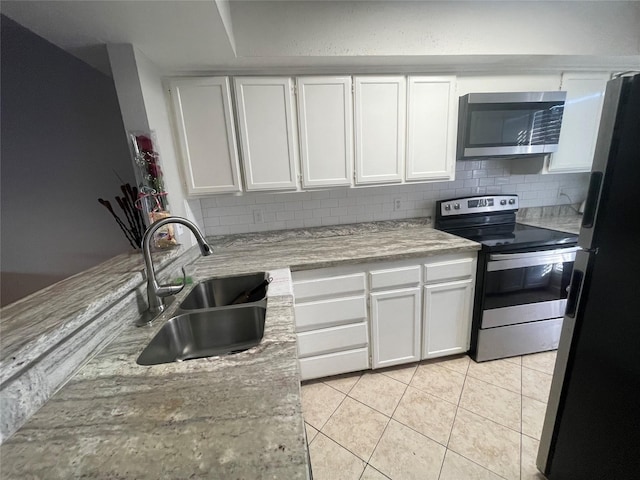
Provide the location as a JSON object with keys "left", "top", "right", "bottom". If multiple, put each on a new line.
{"left": 442, "top": 360, "right": 516, "bottom": 480}
{"left": 363, "top": 377, "right": 411, "bottom": 477}
{"left": 315, "top": 378, "right": 356, "bottom": 432}
{"left": 308, "top": 386, "right": 372, "bottom": 479}
{"left": 439, "top": 369, "right": 467, "bottom": 480}
{"left": 316, "top": 373, "right": 400, "bottom": 474}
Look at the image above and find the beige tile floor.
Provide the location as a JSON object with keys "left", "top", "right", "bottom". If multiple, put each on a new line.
{"left": 301, "top": 350, "right": 557, "bottom": 480}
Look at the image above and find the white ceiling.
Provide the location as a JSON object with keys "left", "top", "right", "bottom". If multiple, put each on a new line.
{"left": 2, "top": 1, "right": 639, "bottom": 75}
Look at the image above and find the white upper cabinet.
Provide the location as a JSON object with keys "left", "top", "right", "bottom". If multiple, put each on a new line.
{"left": 545, "top": 72, "right": 611, "bottom": 174}
{"left": 169, "top": 77, "right": 242, "bottom": 195}
{"left": 296, "top": 77, "right": 353, "bottom": 188}
{"left": 406, "top": 76, "right": 457, "bottom": 181}
{"left": 234, "top": 77, "right": 299, "bottom": 191}
{"left": 354, "top": 76, "right": 406, "bottom": 184}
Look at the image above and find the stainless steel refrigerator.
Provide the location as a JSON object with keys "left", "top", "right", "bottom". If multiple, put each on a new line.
{"left": 537, "top": 73, "right": 640, "bottom": 479}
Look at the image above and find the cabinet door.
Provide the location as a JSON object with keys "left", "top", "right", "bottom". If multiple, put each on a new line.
{"left": 370, "top": 288, "right": 421, "bottom": 369}
{"left": 546, "top": 72, "right": 611, "bottom": 174}
{"left": 354, "top": 76, "right": 406, "bottom": 184}
{"left": 406, "top": 76, "right": 457, "bottom": 181}
{"left": 423, "top": 279, "right": 473, "bottom": 359}
{"left": 169, "top": 77, "right": 242, "bottom": 194}
{"left": 234, "top": 77, "right": 299, "bottom": 191}
{"left": 297, "top": 76, "right": 353, "bottom": 188}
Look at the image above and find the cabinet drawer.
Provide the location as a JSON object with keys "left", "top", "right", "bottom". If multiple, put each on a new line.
{"left": 299, "top": 348, "right": 370, "bottom": 381}
{"left": 425, "top": 258, "right": 474, "bottom": 283}
{"left": 297, "top": 322, "right": 368, "bottom": 358}
{"left": 295, "top": 296, "right": 366, "bottom": 332}
{"left": 370, "top": 266, "right": 421, "bottom": 290}
{"left": 293, "top": 273, "right": 365, "bottom": 301}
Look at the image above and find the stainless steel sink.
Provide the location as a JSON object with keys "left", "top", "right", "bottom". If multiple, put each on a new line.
{"left": 179, "top": 272, "right": 268, "bottom": 310}
{"left": 136, "top": 306, "right": 266, "bottom": 366}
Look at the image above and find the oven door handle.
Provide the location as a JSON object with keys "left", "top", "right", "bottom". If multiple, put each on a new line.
{"left": 488, "top": 247, "right": 580, "bottom": 261}
{"left": 487, "top": 247, "right": 580, "bottom": 272}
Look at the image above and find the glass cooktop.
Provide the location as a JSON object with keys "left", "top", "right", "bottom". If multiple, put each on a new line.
{"left": 445, "top": 223, "right": 578, "bottom": 252}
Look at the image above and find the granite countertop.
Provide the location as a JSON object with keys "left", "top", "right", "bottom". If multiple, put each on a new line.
{"left": 515, "top": 205, "right": 582, "bottom": 235}
{"left": 517, "top": 215, "right": 582, "bottom": 235}
{"left": 0, "top": 246, "right": 188, "bottom": 386}
{"left": 0, "top": 220, "right": 480, "bottom": 478}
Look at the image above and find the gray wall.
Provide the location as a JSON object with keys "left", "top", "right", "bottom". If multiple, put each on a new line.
{"left": 1, "top": 15, "right": 136, "bottom": 306}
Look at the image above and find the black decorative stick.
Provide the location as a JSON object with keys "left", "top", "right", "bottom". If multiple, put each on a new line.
{"left": 98, "top": 198, "right": 138, "bottom": 249}
{"left": 115, "top": 196, "right": 141, "bottom": 246}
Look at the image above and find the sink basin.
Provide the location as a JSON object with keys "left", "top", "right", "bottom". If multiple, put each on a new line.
{"left": 136, "top": 306, "right": 266, "bottom": 366}
{"left": 179, "top": 272, "right": 268, "bottom": 310}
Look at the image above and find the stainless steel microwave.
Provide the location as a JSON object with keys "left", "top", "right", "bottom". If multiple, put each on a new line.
{"left": 457, "top": 91, "right": 566, "bottom": 159}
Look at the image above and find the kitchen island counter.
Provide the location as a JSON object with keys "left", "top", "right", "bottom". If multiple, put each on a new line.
{"left": 0, "top": 220, "right": 479, "bottom": 479}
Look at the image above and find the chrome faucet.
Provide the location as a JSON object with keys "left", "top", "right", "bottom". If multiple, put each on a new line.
{"left": 138, "top": 216, "right": 212, "bottom": 326}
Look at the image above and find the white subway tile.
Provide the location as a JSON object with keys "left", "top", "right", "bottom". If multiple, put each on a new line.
{"left": 276, "top": 211, "right": 295, "bottom": 221}
{"left": 479, "top": 177, "right": 496, "bottom": 186}
{"left": 330, "top": 188, "right": 348, "bottom": 198}
{"left": 285, "top": 201, "right": 303, "bottom": 211}
{"left": 487, "top": 168, "right": 506, "bottom": 177}
{"left": 304, "top": 218, "right": 322, "bottom": 228}
{"left": 265, "top": 203, "right": 285, "bottom": 212}
{"left": 356, "top": 213, "right": 374, "bottom": 222}
{"left": 312, "top": 208, "right": 332, "bottom": 218}
{"left": 521, "top": 191, "right": 539, "bottom": 200}
{"left": 311, "top": 190, "right": 331, "bottom": 200}
{"left": 347, "top": 205, "right": 366, "bottom": 215}
{"left": 321, "top": 216, "right": 340, "bottom": 225}
{"left": 200, "top": 198, "right": 218, "bottom": 209}
{"left": 339, "top": 215, "right": 358, "bottom": 224}
{"left": 285, "top": 220, "right": 305, "bottom": 229}
{"left": 302, "top": 200, "right": 321, "bottom": 210}
{"left": 320, "top": 198, "right": 339, "bottom": 208}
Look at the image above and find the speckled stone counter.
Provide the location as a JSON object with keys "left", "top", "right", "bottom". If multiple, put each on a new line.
{"left": 0, "top": 245, "right": 196, "bottom": 443}
{"left": 0, "top": 219, "right": 480, "bottom": 478}
{"left": 517, "top": 206, "right": 583, "bottom": 235}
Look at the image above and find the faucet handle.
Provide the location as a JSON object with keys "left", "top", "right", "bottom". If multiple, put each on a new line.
{"left": 156, "top": 267, "right": 187, "bottom": 297}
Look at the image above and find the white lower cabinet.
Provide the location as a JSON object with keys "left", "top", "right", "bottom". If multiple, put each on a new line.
{"left": 423, "top": 278, "right": 473, "bottom": 359}
{"left": 292, "top": 252, "right": 477, "bottom": 380}
{"left": 293, "top": 270, "right": 369, "bottom": 381}
{"left": 422, "top": 254, "right": 476, "bottom": 359}
{"left": 370, "top": 288, "right": 421, "bottom": 369}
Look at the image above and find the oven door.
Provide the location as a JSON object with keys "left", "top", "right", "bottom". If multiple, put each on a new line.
{"left": 482, "top": 247, "right": 578, "bottom": 328}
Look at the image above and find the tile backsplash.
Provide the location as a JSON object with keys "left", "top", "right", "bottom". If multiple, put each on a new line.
{"left": 195, "top": 159, "right": 589, "bottom": 236}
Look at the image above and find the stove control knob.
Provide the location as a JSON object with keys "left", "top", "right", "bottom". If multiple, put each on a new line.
{"left": 444, "top": 204, "right": 451, "bottom": 211}
{"left": 508, "top": 198, "right": 516, "bottom": 205}
{"left": 454, "top": 203, "right": 461, "bottom": 210}
{"left": 500, "top": 199, "right": 507, "bottom": 205}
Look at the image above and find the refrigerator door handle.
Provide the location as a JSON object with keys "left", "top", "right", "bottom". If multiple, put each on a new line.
{"left": 582, "top": 171, "right": 603, "bottom": 228}
{"left": 565, "top": 269, "right": 584, "bottom": 318}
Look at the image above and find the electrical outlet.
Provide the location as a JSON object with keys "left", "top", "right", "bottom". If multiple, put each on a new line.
{"left": 253, "top": 209, "right": 264, "bottom": 224}
{"left": 393, "top": 197, "right": 402, "bottom": 211}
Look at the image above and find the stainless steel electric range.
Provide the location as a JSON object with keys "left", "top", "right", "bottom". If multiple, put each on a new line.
{"left": 435, "top": 194, "right": 579, "bottom": 362}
